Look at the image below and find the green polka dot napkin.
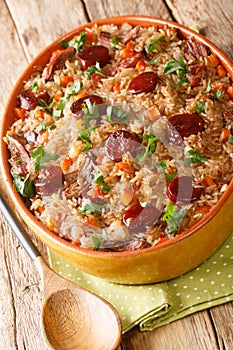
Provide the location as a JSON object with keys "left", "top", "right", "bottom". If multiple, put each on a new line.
{"left": 48, "top": 231, "right": 233, "bottom": 333}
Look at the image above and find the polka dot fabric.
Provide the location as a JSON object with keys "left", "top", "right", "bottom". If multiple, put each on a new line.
{"left": 49, "top": 232, "right": 233, "bottom": 333}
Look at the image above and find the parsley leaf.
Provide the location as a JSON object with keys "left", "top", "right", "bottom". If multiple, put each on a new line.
{"left": 149, "top": 57, "right": 159, "bottom": 65}
{"left": 79, "top": 197, "right": 106, "bottom": 215}
{"left": 137, "top": 133, "right": 159, "bottom": 161}
{"left": 106, "top": 105, "right": 130, "bottom": 124}
{"left": 77, "top": 128, "right": 94, "bottom": 152}
{"left": 30, "top": 81, "right": 39, "bottom": 92}
{"left": 36, "top": 98, "right": 55, "bottom": 114}
{"left": 164, "top": 53, "right": 188, "bottom": 88}
{"left": 84, "top": 62, "right": 106, "bottom": 79}
{"left": 92, "top": 236, "right": 103, "bottom": 250}
{"left": 163, "top": 203, "right": 186, "bottom": 235}
{"left": 145, "top": 36, "right": 166, "bottom": 53}
{"left": 196, "top": 101, "right": 206, "bottom": 114}
{"left": 228, "top": 134, "right": 233, "bottom": 144}
{"left": 82, "top": 99, "right": 100, "bottom": 126}
{"left": 31, "top": 146, "right": 59, "bottom": 171}
{"left": 13, "top": 174, "right": 35, "bottom": 198}
{"left": 34, "top": 121, "right": 56, "bottom": 134}
{"left": 111, "top": 36, "right": 122, "bottom": 50}
{"left": 212, "top": 89, "right": 223, "bottom": 100}
{"left": 205, "top": 78, "right": 212, "bottom": 93}
{"left": 185, "top": 149, "right": 206, "bottom": 165}
{"left": 60, "top": 32, "right": 87, "bottom": 52}
{"left": 93, "top": 172, "right": 111, "bottom": 193}
{"left": 53, "top": 81, "right": 83, "bottom": 117}
{"left": 155, "top": 160, "right": 177, "bottom": 183}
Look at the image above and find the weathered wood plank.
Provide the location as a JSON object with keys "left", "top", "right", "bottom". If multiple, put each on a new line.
{"left": 83, "top": 0, "right": 172, "bottom": 21}
{"left": 210, "top": 304, "right": 233, "bottom": 350}
{"left": 6, "top": 0, "right": 88, "bottom": 61}
{"left": 165, "top": 0, "right": 233, "bottom": 59}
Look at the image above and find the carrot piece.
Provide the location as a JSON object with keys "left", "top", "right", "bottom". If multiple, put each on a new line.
{"left": 47, "top": 218, "right": 55, "bottom": 231}
{"left": 157, "top": 236, "right": 168, "bottom": 245}
{"left": 208, "top": 54, "right": 219, "bottom": 67}
{"left": 84, "top": 30, "right": 94, "bottom": 43}
{"left": 212, "top": 82, "right": 225, "bottom": 93}
{"left": 216, "top": 65, "right": 227, "bottom": 78}
{"left": 61, "top": 156, "right": 73, "bottom": 171}
{"left": 220, "top": 128, "right": 231, "bottom": 143}
{"left": 148, "top": 108, "right": 160, "bottom": 121}
{"left": 136, "top": 60, "right": 147, "bottom": 71}
{"left": 115, "top": 162, "right": 130, "bottom": 172}
{"left": 60, "top": 75, "right": 74, "bottom": 87}
{"left": 112, "top": 81, "right": 121, "bottom": 94}
{"left": 122, "top": 42, "right": 136, "bottom": 58}
{"left": 203, "top": 176, "right": 216, "bottom": 187}
{"left": 121, "top": 187, "right": 134, "bottom": 206}
{"left": 13, "top": 107, "right": 26, "bottom": 120}
{"left": 76, "top": 92, "right": 89, "bottom": 100}
{"left": 92, "top": 184, "right": 102, "bottom": 198}
{"left": 85, "top": 216, "right": 100, "bottom": 227}
{"left": 226, "top": 85, "right": 233, "bottom": 99}
{"left": 54, "top": 90, "right": 63, "bottom": 101}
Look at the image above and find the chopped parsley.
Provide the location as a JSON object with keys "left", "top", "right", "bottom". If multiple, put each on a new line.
{"left": 53, "top": 81, "right": 82, "bottom": 117}
{"left": 30, "top": 81, "right": 39, "bottom": 92}
{"left": 156, "top": 160, "right": 177, "bottom": 183}
{"left": 163, "top": 203, "right": 186, "bottom": 235}
{"left": 35, "top": 121, "right": 56, "bottom": 134}
{"left": 60, "top": 32, "right": 87, "bottom": 52}
{"left": 137, "top": 132, "right": 159, "bottom": 161}
{"left": 13, "top": 174, "right": 35, "bottom": 198}
{"left": 205, "top": 78, "right": 212, "bottom": 93}
{"left": 92, "top": 235, "right": 103, "bottom": 250}
{"left": 228, "top": 134, "right": 233, "bottom": 144}
{"left": 31, "top": 146, "right": 59, "bottom": 171}
{"left": 149, "top": 57, "right": 159, "bottom": 65}
{"left": 79, "top": 197, "right": 106, "bottom": 215}
{"left": 196, "top": 101, "right": 206, "bottom": 114}
{"left": 164, "top": 53, "right": 188, "bottom": 88}
{"left": 36, "top": 98, "right": 55, "bottom": 114}
{"left": 82, "top": 99, "right": 100, "bottom": 126}
{"left": 106, "top": 105, "right": 130, "bottom": 124}
{"left": 145, "top": 36, "right": 166, "bottom": 53}
{"left": 185, "top": 149, "right": 206, "bottom": 165}
{"left": 111, "top": 36, "right": 122, "bottom": 50}
{"left": 84, "top": 62, "right": 105, "bottom": 79}
{"left": 93, "top": 172, "right": 111, "bottom": 193}
{"left": 212, "top": 89, "right": 223, "bottom": 100}
{"left": 76, "top": 128, "right": 94, "bottom": 152}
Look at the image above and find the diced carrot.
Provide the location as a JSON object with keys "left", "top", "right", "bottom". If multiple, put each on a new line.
{"left": 122, "top": 42, "right": 136, "bottom": 58}
{"left": 96, "top": 154, "right": 104, "bottom": 165}
{"left": 208, "top": 53, "right": 219, "bottom": 67}
{"left": 54, "top": 90, "right": 63, "bottom": 101}
{"left": 37, "top": 205, "right": 45, "bottom": 214}
{"left": 195, "top": 205, "right": 211, "bottom": 215}
{"left": 47, "top": 218, "right": 55, "bottom": 231}
{"left": 157, "top": 236, "right": 168, "bottom": 245}
{"left": 85, "top": 216, "right": 100, "bottom": 227}
{"left": 121, "top": 187, "right": 134, "bottom": 206}
{"left": 84, "top": 30, "right": 94, "bottom": 43}
{"left": 61, "top": 156, "right": 73, "bottom": 171}
{"left": 34, "top": 109, "right": 44, "bottom": 120}
{"left": 13, "top": 107, "right": 26, "bottom": 120}
{"left": 136, "top": 60, "right": 147, "bottom": 71}
{"left": 60, "top": 75, "right": 74, "bottom": 87}
{"left": 220, "top": 128, "right": 231, "bottom": 143}
{"left": 203, "top": 176, "right": 216, "bottom": 187}
{"left": 212, "top": 82, "right": 225, "bottom": 93}
{"left": 115, "top": 162, "right": 130, "bottom": 172}
{"left": 148, "top": 108, "right": 161, "bottom": 122}
{"left": 76, "top": 92, "right": 89, "bottom": 100}
{"left": 216, "top": 65, "right": 227, "bottom": 78}
{"left": 37, "top": 130, "right": 49, "bottom": 143}
{"left": 92, "top": 184, "right": 102, "bottom": 198}
{"left": 71, "top": 240, "right": 80, "bottom": 246}
{"left": 112, "top": 81, "right": 121, "bottom": 94}
{"left": 226, "top": 85, "right": 233, "bottom": 99}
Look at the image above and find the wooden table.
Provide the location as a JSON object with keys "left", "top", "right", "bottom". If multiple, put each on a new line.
{"left": 0, "top": 1, "right": 232, "bottom": 349}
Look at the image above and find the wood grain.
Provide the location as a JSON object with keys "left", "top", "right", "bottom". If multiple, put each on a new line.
{"left": 0, "top": 0, "right": 232, "bottom": 349}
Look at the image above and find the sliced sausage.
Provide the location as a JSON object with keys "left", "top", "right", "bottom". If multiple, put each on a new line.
{"left": 167, "top": 176, "right": 203, "bottom": 203}
{"left": 77, "top": 45, "right": 110, "bottom": 70}
{"left": 105, "top": 130, "right": 141, "bottom": 162}
{"left": 7, "top": 134, "right": 30, "bottom": 176}
{"left": 183, "top": 37, "right": 208, "bottom": 62}
{"left": 122, "top": 25, "right": 140, "bottom": 44}
{"left": 42, "top": 47, "right": 76, "bottom": 81}
{"left": 19, "top": 89, "right": 39, "bottom": 111}
{"left": 70, "top": 94, "right": 104, "bottom": 119}
{"left": 34, "top": 166, "right": 64, "bottom": 196}
{"left": 167, "top": 113, "right": 205, "bottom": 145}
{"left": 99, "top": 31, "right": 113, "bottom": 48}
{"left": 123, "top": 202, "right": 160, "bottom": 233}
{"left": 128, "top": 72, "right": 159, "bottom": 94}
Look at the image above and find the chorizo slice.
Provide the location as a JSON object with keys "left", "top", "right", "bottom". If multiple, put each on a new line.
{"left": 77, "top": 45, "right": 110, "bottom": 70}
{"left": 167, "top": 113, "right": 205, "bottom": 145}
{"left": 70, "top": 94, "right": 104, "bottom": 119}
{"left": 128, "top": 71, "right": 159, "bottom": 94}
{"left": 34, "top": 166, "right": 64, "bottom": 196}
{"left": 105, "top": 130, "right": 141, "bottom": 162}
{"left": 42, "top": 47, "right": 76, "bottom": 81}
{"left": 19, "top": 89, "right": 39, "bottom": 111}
{"left": 7, "top": 134, "right": 30, "bottom": 176}
{"left": 167, "top": 176, "right": 203, "bottom": 203}
{"left": 123, "top": 202, "right": 160, "bottom": 233}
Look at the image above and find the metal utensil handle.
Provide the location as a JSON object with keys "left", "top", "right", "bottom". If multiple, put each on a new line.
{"left": 0, "top": 195, "right": 41, "bottom": 260}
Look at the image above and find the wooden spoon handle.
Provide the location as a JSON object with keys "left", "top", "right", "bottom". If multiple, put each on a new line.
{"left": 0, "top": 195, "right": 41, "bottom": 260}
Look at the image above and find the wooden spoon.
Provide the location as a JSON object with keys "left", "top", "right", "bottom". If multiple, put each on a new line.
{"left": 0, "top": 195, "right": 122, "bottom": 350}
